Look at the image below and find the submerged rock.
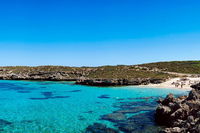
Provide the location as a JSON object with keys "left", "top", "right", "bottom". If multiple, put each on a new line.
{"left": 87, "top": 97, "right": 161, "bottom": 133}
{"left": 155, "top": 83, "right": 200, "bottom": 133}
{"left": 68, "top": 90, "right": 81, "bottom": 92}
{"left": 41, "top": 92, "right": 53, "bottom": 98}
{"left": 0, "top": 119, "right": 12, "bottom": 127}
{"left": 101, "top": 113, "right": 127, "bottom": 122}
{"left": 117, "top": 111, "right": 161, "bottom": 133}
{"left": 98, "top": 94, "right": 110, "bottom": 99}
{"left": 85, "top": 123, "right": 119, "bottom": 133}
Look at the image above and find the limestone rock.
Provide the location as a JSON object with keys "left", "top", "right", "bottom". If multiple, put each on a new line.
{"left": 155, "top": 83, "right": 200, "bottom": 133}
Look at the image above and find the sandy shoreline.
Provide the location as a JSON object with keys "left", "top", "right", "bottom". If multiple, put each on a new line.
{"left": 137, "top": 77, "right": 200, "bottom": 91}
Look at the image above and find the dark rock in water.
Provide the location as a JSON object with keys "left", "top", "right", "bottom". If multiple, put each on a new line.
{"left": 51, "top": 96, "right": 70, "bottom": 99}
{"left": 85, "top": 123, "right": 119, "bottom": 133}
{"left": 98, "top": 95, "right": 110, "bottom": 99}
{"left": 128, "top": 96, "right": 155, "bottom": 101}
{"left": 41, "top": 92, "right": 53, "bottom": 98}
{"left": 0, "top": 119, "right": 12, "bottom": 127}
{"left": 155, "top": 83, "right": 200, "bottom": 133}
{"left": 117, "top": 111, "right": 161, "bottom": 133}
{"left": 160, "top": 93, "right": 176, "bottom": 105}
{"left": 30, "top": 91, "right": 70, "bottom": 100}
{"left": 114, "top": 106, "right": 156, "bottom": 114}
{"left": 113, "top": 98, "right": 157, "bottom": 109}
{"left": 68, "top": 90, "right": 81, "bottom": 92}
{"left": 29, "top": 97, "right": 49, "bottom": 100}
{"left": 101, "top": 113, "right": 127, "bottom": 122}
{"left": 87, "top": 96, "right": 162, "bottom": 133}
{"left": 118, "top": 123, "right": 137, "bottom": 133}
{"left": 30, "top": 96, "right": 70, "bottom": 100}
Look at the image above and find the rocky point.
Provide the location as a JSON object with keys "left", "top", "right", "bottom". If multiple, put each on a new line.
{"left": 155, "top": 83, "right": 200, "bottom": 133}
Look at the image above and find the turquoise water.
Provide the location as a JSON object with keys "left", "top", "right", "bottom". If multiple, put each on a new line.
{"left": 0, "top": 80, "right": 188, "bottom": 133}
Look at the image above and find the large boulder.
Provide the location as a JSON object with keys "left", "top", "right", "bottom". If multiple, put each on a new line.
{"left": 191, "top": 83, "right": 200, "bottom": 90}
{"left": 187, "top": 89, "right": 200, "bottom": 100}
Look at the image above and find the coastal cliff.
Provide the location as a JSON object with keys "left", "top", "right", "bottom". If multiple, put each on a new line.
{"left": 155, "top": 83, "right": 200, "bottom": 133}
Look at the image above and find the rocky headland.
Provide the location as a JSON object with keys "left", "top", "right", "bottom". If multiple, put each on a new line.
{"left": 155, "top": 83, "right": 200, "bottom": 133}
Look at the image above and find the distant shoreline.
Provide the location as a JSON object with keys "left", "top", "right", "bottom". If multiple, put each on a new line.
{"left": 1, "top": 61, "right": 200, "bottom": 87}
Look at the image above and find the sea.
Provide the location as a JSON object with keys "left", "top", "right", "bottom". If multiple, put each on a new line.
{"left": 0, "top": 80, "right": 188, "bottom": 133}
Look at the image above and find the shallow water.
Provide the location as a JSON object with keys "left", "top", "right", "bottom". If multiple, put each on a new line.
{"left": 0, "top": 80, "right": 188, "bottom": 133}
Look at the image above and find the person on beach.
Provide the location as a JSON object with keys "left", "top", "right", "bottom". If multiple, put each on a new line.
{"left": 175, "top": 83, "right": 180, "bottom": 88}
{"left": 181, "top": 83, "right": 184, "bottom": 88}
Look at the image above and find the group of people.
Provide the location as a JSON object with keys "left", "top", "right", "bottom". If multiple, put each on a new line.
{"left": 172, "top": 78, "right": 199, "bottom": 88}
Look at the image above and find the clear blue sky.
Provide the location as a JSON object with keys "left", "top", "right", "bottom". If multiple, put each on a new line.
{"left": 0, "top": 0, "right": 200, "bottom": 66}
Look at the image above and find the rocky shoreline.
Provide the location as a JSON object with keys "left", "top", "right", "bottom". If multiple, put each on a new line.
{"left": 76, "top": 78, "right": 165, "bottom": 86}
{"left": 0, "top": 71, "right": 165, "bottom": 86}
{"left": 85, "top": 83, "right": 200, "bottom": 133}
{"left": 0, "top": 71, "right": 80, "bottom": 81}
{"left": 155, "top": 83, "right": 200, "bottom": 133}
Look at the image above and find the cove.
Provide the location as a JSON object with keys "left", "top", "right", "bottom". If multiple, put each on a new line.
{"left": 0, "top": 80, "right": 188, "bottom": 133}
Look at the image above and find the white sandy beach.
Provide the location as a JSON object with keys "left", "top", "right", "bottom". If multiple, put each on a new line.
{"left": 139, "top": 77, "right": 200, "bottom": 90}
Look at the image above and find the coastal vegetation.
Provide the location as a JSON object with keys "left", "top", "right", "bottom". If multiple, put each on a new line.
{"left": 140, "top": 61, "right": 200, "bottom": 74}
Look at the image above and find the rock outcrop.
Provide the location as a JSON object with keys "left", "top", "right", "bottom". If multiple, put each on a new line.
{"left": 0, "top": 71, "right": 81, "bottom": 81}
{"left": 155, "top": 83, "right": 200, "bottom": 133}
{"left": 76, "top": 78, "right": 164, "bottom": 86}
